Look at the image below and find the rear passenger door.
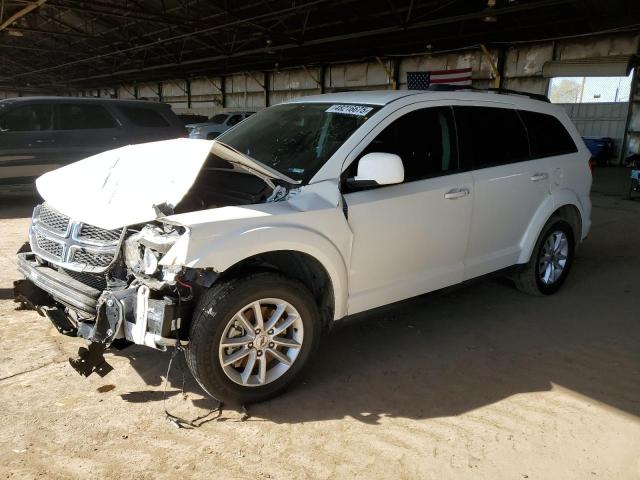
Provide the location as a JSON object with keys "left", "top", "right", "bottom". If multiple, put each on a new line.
{"left": 52, "top": 102, "right": 122, "bottom": 162}
{"left": 455, "top": 105, "right": 550, "bottom": 279}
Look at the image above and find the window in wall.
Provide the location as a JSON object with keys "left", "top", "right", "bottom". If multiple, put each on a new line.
{"left": 356, "top": 106, "right": 458, "bottom": 182}
{"left": 0, "top": 104, "right": 53, "bottom": 132}
{"left": 548, "top": 71, "right": 633, "bottom": 103}
{"left": 58, "top": 104, "right": 118, "bottom": 130}
{"left": 454, "top": 106, "right": 529, "bottom": 169}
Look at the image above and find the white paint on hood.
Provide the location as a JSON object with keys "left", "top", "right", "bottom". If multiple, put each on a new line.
{"left": 36, "top": 138, "right": 214, "bottom": 230}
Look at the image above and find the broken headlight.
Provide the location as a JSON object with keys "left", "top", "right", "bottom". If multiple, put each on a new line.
{"left": 124, "top": 224, "right": 184, "bottom": 278}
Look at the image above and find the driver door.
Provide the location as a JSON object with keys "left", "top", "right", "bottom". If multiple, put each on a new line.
{"left": 343, "top": 105, "right": 473, "bottom": 315}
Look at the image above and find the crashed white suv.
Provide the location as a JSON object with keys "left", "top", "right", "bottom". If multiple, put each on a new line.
{"left": 15, "top": 90, "right": 591, "bottom": 403}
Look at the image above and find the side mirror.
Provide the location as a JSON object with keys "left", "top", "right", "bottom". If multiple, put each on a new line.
{"left": 347, "top": 152, "right": 404, "bottom": 188}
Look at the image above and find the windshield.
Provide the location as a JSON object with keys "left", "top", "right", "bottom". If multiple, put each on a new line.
{"left": 216, "top": 103, "right": 380, "bottom": 183}
{"left": 208, "top": 114, "right": 228, "bottom": 124}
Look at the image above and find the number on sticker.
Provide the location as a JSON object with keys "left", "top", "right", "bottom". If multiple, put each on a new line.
{"left": 325, "top": 104, "right": 374, "bottom": 116}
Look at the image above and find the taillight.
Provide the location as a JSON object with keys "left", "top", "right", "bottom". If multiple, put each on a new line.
{"left": 588, "top": 157, "right": 594, "bottom": 172}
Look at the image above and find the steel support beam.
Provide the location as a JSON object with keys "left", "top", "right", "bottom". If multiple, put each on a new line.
{"left": 0, "top": 0, "right": 47, "bottom": 33}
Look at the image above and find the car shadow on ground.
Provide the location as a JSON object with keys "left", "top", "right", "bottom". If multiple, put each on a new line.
{"left": 112, "top": 260, "right": 640, "bottom": 425}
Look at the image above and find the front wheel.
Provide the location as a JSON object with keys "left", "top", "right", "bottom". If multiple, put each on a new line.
{"left": 514, "top": 217, "right": 575, "bottom": 296}
{"left": 186, "top": 272, "right": 322, "bottom": 404}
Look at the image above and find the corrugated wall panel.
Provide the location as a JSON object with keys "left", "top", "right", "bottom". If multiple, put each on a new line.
{"left": 560, "top": 102, "right": 628, "bottom": 154}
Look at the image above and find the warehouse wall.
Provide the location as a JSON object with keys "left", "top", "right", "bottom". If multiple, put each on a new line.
{"left": 4, "top": 31, "right": 639, "bottom": 158}
{"left": 559, "top": 102, "right": 629, "bottom": 155}
{"left": 100, "top": 31, "right": 634, "bottom": 119}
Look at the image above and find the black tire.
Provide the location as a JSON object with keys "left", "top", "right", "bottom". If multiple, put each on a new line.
{"left": 186, "top": 272, "right": 322, "bottom": 404}
{"left": 514, "top": 217, "right": 575, "bottom": 296}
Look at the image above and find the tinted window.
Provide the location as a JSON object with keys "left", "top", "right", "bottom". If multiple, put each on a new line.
{"left": 117, "top": 106, "right": 169, "bottom": 127}
{"left": 227, "top": 114, "right": 243, "bottom": 126}
{"left": 58, "top": 103, "right": 118, "bottom": 130}
{"left": 0, "top": 104, "right": 52, "bottom": 132}
{"left": 208, "top": 114, "right": 228, "bottom": 124}
{"left": 518, "top": 110, "right": 577, "bottom": 157}
{"left": 454, "top": 106, "right": 529, "bottom": 168}
{"left": 357, "top": 106, "right": 457, "bottom": 182}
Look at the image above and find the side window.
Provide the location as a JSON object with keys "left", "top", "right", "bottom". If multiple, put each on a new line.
{"left": 354, "top": 106, "right": 458, "bottom": 183}
{"left": 58, "top": 103, "right": 118, "bottom": 130}
{"left": 518, "top": 110, "right": 578, "bottom": 158}
{"left": 454, "top": 106, "right": 529, "bottom": 168}
{"left": 227, "top": 114, "right": 243, "bottom": 126}
{"left": 0, "top": 104, "right": 52, "bottom": 132}
{"left": 117, "top": 106, "right": 170, "bottom": 127}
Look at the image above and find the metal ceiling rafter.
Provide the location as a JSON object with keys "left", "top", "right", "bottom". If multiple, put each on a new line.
{"left": 42, "top": 0, "right": 580, "bottom": 85}
{"left": 0, "top": 0, "right": 47, "bottom": 32}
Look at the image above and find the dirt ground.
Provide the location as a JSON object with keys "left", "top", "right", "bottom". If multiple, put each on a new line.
{"left": 0, "top": 167, "right": 639, "bottom": 480}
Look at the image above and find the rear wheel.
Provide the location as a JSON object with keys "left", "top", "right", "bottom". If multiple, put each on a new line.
{"left": 514, "top": 217, "right": 575, "bottom": 296}
{"left": 186, "top": 272, "right": 321, "bottom": 404}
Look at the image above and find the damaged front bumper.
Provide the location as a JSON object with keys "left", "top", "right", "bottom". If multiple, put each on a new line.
{"left": 15, "top": 252, "right": 190, "bottom": 371}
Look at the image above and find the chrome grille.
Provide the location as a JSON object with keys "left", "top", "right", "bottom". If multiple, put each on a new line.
{"left": 29, "top": 203, "right": 121, "bottom": 274}
{"left": 71, "top": 248, "right": 115, "bottom": 268}
{"left": 35, "top": 232, "right": 63, "bottom": 258}
{"left": 38, "top": 203, "right": 70, "bottom": 235}
{"left": 78, "top": 224, "right": 122, "bottom": 244}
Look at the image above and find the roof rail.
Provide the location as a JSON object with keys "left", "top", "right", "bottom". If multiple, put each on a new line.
{"left": 426, "top": 84, "right": 550, "bottom": 103}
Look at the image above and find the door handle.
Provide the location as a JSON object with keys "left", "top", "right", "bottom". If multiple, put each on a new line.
{"left": 34, "top": 139, "right": 54, "bottom": 144}
{"left": 444, "top": 188, "right": 470, "bottom": 200}
{"left": 530, "top": 172, "right": 549, "bottom": 182}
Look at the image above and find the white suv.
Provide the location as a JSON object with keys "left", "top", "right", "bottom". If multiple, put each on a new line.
{"left": 15, "top": 90, "right": 591, "bottom": 403}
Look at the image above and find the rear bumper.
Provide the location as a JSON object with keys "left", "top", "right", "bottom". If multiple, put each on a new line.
{"left": 16, "top": 252, "right": 100, "bottom": 314}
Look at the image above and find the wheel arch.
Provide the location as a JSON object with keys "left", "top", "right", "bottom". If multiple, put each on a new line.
{"left": 217, "top": 250, "right": 337, "bottom": 330}
{"left": 186, "top": 226, "right": 349, "bottom": 321}
{"left": 518, "top": 192, "right": 584, "bottom": 264}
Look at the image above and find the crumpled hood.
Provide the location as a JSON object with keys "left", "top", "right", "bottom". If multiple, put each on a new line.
{"left": 36, "top": 138, "right": 214, "bottom": 230}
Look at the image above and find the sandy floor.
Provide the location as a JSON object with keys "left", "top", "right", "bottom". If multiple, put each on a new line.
{"left": 0, "top": 168, "right": 639, "bottom": 479}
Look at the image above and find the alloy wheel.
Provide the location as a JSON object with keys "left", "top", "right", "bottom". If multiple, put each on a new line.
{"left": 218, "top": 298, "right": 304, "bottom": 387}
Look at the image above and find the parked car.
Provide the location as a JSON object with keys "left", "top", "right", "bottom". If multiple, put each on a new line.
{"left": 187, "top": 111, "right": 255, "bottom": 139}
{"left": 0, "top": 97, "right": 186, "bottom": 190}
{"left": 178, "top": 113, "right": 208, "bottom": 127}
{"left": 14, "top": 90, "right": 591, "bottom": 404}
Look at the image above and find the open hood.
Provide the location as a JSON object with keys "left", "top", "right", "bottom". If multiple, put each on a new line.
{"left": 36, "top": 138, "right": 298, "bottom": 230}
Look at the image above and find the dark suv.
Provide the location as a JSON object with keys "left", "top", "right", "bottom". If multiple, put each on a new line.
{"left": 0, "top": 97, "right": 186, "bottom": 190}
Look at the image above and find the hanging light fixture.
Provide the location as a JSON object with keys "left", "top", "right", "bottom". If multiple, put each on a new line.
{"left": 482, "top": 0, "right": 498, "bottom": 22}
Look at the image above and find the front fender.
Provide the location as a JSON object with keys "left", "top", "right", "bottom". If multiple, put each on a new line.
{"left": 518, "top": 189, "right": 586, "bottom": 264}
{"left": 183, "top": 224, "right": 350, "bottom": 320}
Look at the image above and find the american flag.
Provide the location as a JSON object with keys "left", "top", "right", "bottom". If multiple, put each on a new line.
{"left": 407, "top": 68, "right": 473, "bottom": 90}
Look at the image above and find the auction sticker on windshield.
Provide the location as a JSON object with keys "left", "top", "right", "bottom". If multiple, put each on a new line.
{"left": 325, "top": 104, "right": 374, "bottom": 116}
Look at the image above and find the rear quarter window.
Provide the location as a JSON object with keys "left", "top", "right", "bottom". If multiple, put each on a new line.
{"left": 518, "top": 110, "right": 577, "bottom": 158}
{"left": 117, "top": 106, "right": 170, "bottom": 127}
